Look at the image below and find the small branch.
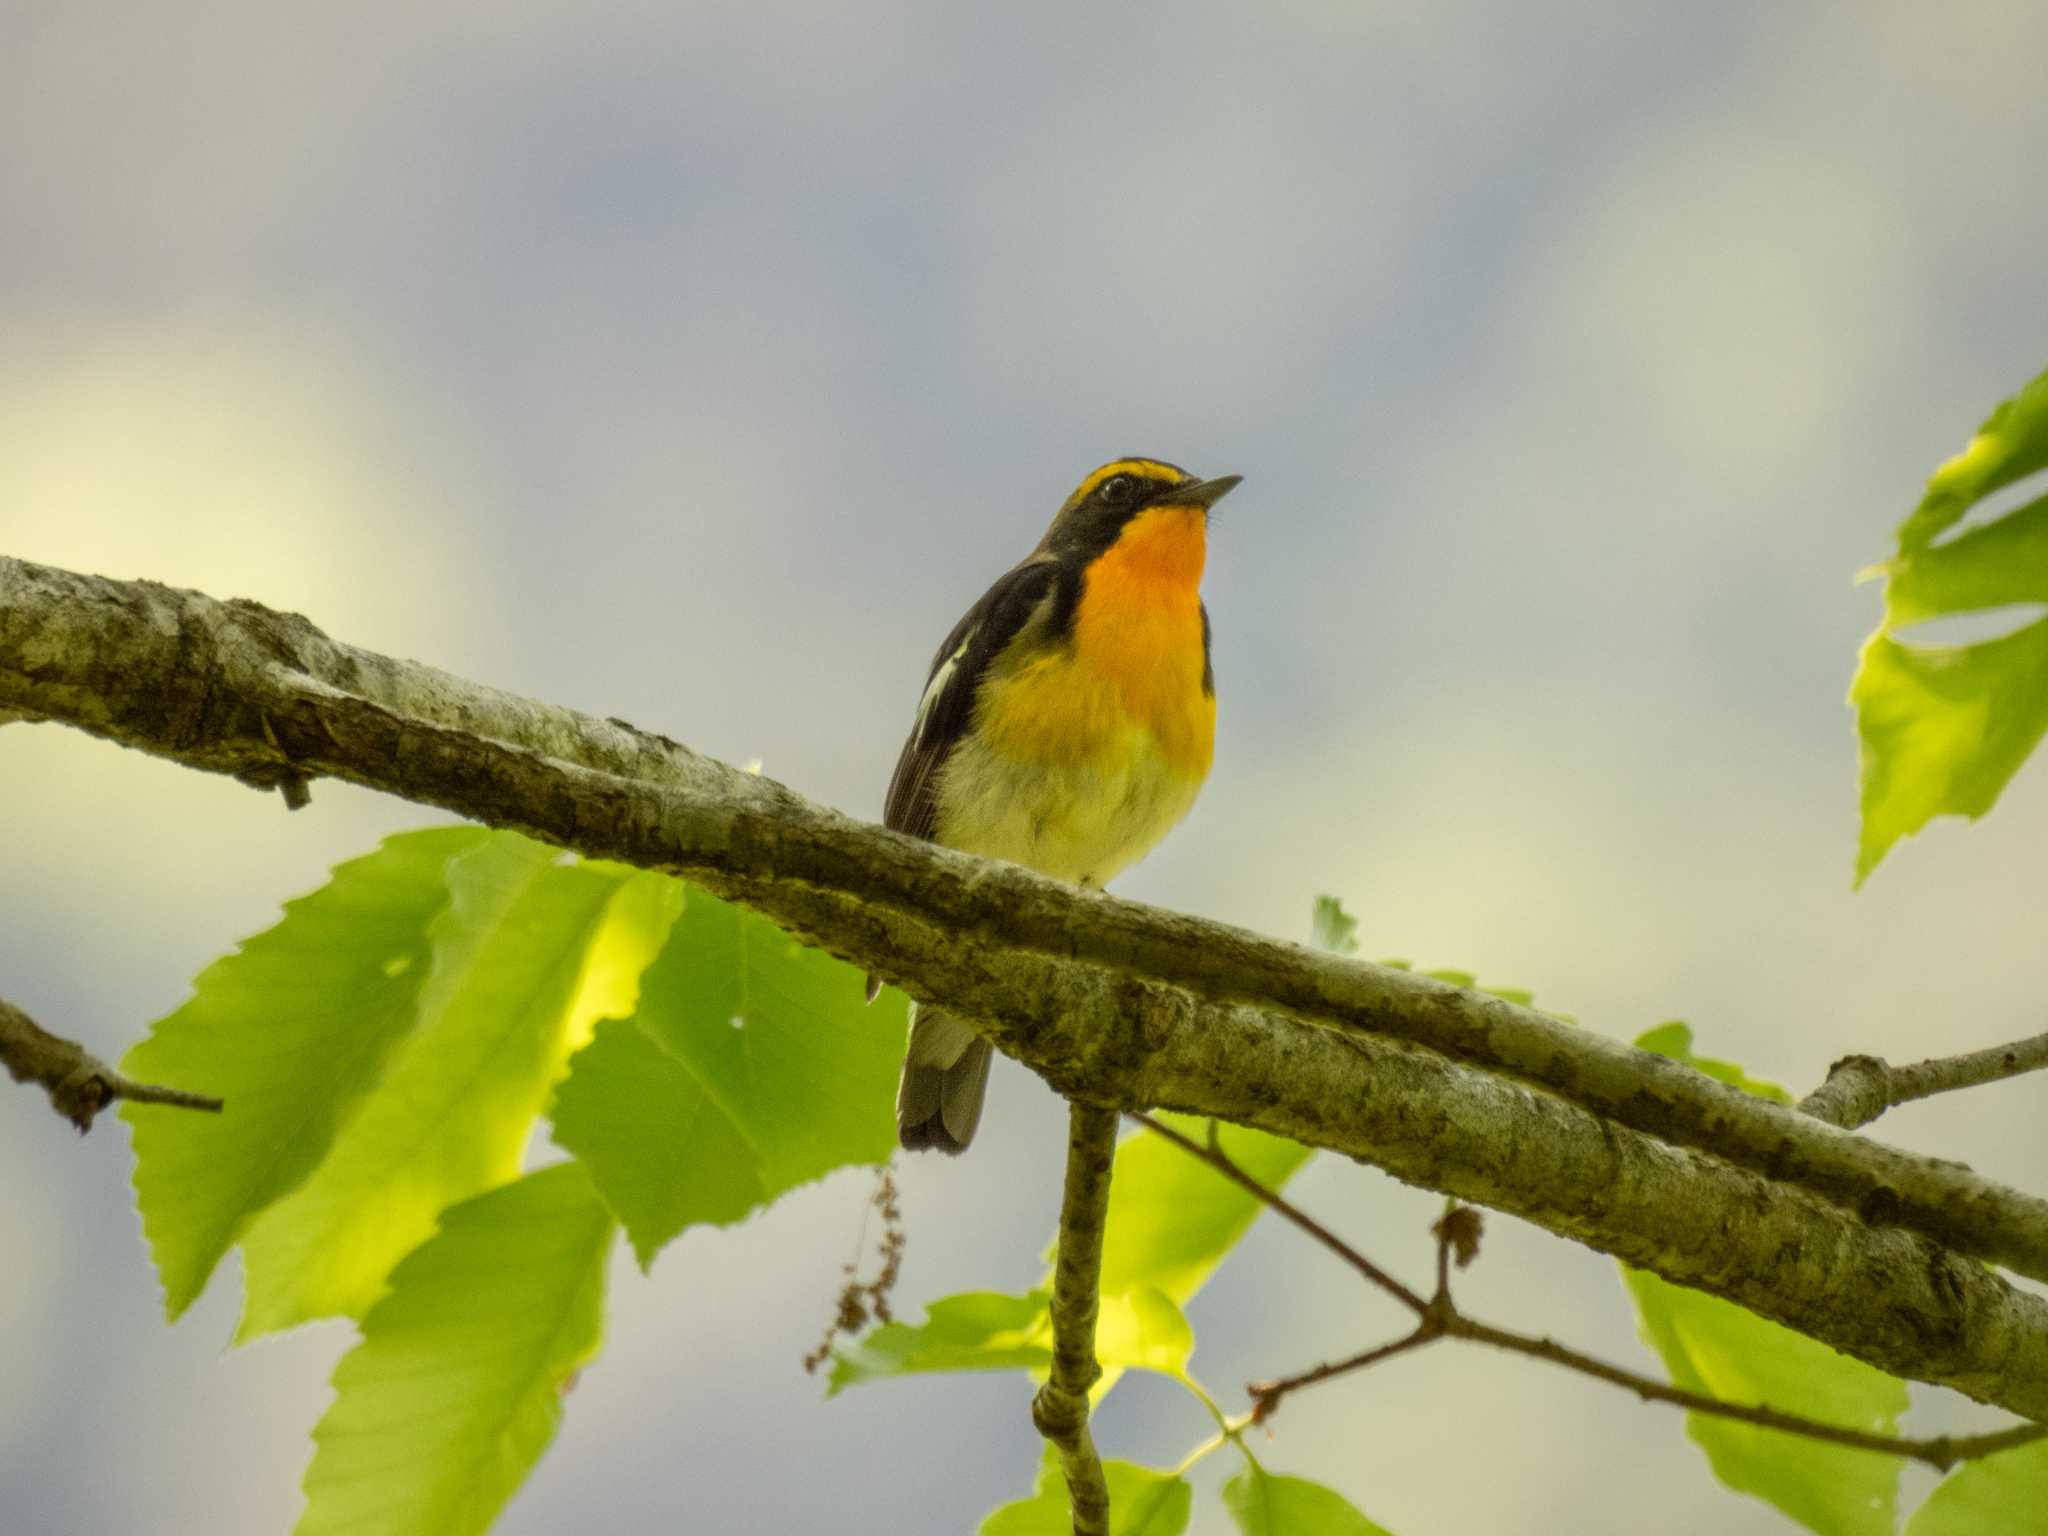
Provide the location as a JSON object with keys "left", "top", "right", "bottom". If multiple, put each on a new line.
{"left": 1142, "top": 1122, "right": 2047, "bottom": 1474}
{"left": 1445, "top": 1314, "right": 2048, "bottom": 1472}
{"left": 1131, "top": 1112, "right": 1427, "bottom": 1314}
{"left": 1248, "top": 1328, "right": 1437, "bottom": 1408}
{"left": 1, "top": 997, "right": 223, "bottom": 1132}
{"left": 1033, "top": 1103, "right": 1120, "bottom": 1536}
{"left": 1801, "top": 1030, "right": 2048, "bottom": 1130}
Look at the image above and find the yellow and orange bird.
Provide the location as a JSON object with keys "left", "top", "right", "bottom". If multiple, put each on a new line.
{"left": 873, "top": 458, "right": 1239, "bottom": 1152}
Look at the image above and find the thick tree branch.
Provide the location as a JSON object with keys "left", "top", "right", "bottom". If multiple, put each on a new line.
{"left": 6, "top": 559, "right": 2044, "bottom": 1287}
{"left": 1802, "top": 1031, "right": 2048, "bottom": 1130}
{"left": 6, "top": 555, "right": 2048, "bottom": 1422}
{"left": 1, "top": 997, "right": 223, "bottom": 1130}
{"left": 1032, "top": 1103, "right": 1119, "bottom": 1536}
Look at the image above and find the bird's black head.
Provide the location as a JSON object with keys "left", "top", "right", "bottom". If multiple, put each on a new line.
{"left": 1039, "top": 458, "right": 1241, "bottom": 560}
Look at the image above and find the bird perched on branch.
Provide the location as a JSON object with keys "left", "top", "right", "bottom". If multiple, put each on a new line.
{"left": 871, "top": 457, "right": 1239, "bottom": 1152}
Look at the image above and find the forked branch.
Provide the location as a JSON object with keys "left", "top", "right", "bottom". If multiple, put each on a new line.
{"left": 1133, "top": 1114, "right": 2047, "bottom": 1474}
{"left": 1801, "top": 1030, "right": 2048, "bottom": 1130}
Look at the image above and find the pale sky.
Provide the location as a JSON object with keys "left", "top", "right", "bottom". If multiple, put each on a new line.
{"left": 6, "top": 4, "right": 2048, "bottom": 1533}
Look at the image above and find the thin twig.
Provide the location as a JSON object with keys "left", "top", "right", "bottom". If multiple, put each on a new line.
{"left": 1249, "top": 1328, "right": 1436, "bottom": 1407}
{"left": 1130, "top": 1112, "right": 1428, "bottom": 1315}
{"left": 1801, "top": 1030, "right": 2048, "bottom": 1130}
{"left": 1, "top": 997, "right": 223, "bottom": 1132}
{"left": 1445, "top": 1314, "right": 2048, "bottom": 1472}
{"left": 1141, "top": 1114, "right": 2048, "bottom": 1474}
{"left": 1034, "top": 1102, "right": 1120, "bottom": 1536}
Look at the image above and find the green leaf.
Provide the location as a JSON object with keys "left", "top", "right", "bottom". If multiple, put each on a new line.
{"left": 1311, "top": 895, "right": 1359, "bottom": 955}
{"left": 1624, "top": 1269, "right": 1907, "bottom": 1536}
{"left": 1855, "top": 365, "right": 2048, "bottom": 882}
{"left": 1094, "top": 1286, "right": 1194, "bottom": 1377}
{"left": 1098, "top": 1113, "right": 1314, "bottom": 1304}
{"left": 1895, "top": 365, "right": 2048, "bottom": 550}
{"left": 1852, "top": 619, "right": 2048, "bottom": 883}
{"left": 122, "top": 825, "right": 488, "bottom": 1320}
{"left": 551, "top": 885, "right": 909, "bottom": 1267}
{"left": 832, "top": 1115, "right": 1312, "bottom": 1395}
{"left": 1222, "top": 1466, "right": 1394, "bottom": 1536}
{"left": 828, "top": 1290, "right": 1052, "bottom": 1393}
{"left": 1626, "top": 1026, "right": 1905, "bottom": 1535}
{"left": 981, "top": 1447, "right": 1191, "bottom": 1536}
{"left": 1906, "top": 1439, "right": 2048, "bottom": 1535}
{"left": 296, "top": 1162, "right": 614, "bottom": 1536}
{"left": 830, "top": 1283, "right": 1197, "bottom": 1399}
{"left": 1633, "top": 1021, "right": 1793, "bottom": 1105}
{"left": 236, "top": 834, "right": 650, "bottom": 1338}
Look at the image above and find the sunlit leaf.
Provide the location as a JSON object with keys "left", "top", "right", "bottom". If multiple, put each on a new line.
{"left": 1905, "top": 1439, "right": 2048, "bottom": 1535}
{"left": 551, "top": 885, "right": 908, "bottom": 1267}
{"left": 828, "top": 1290, "right": 1052, "bottom": 1394}
{"left": 122, "top": 826, "right": 487, "bottom": 1320}
{"left": 1094, "top": 1287, "right": 1194, "bottom": 1377}
{"left": 237, "top": 834, "right": 650, "bottom": 1338}
{"left": 1634, "top": 1021, "right": 1792, "bottom": 1105}
{"left": 1626, "top": 1026, "right": 1905, "bottom": 1535}
{"left": 1222, "top": 1466, "right": 1394, "bottom": 1536}
{"left": 1099, "top": 1113, "right": 1313, "bottom": 1304}
{"left": 1852, "top": 620, "right": 2048, "bottom": 883}
{"left": 1895, "top": 365, "right": 2048, "bottom": 550}
{"left": 981, "top": 1446, "right": 1191, "bottom": 1536}
{"left": 296, "top": 1162, "right": 613, "bottom": 1536}
{"left": 831, "top": 1114, "right": 1311, "bottom": 1396}
{"left": 1854, "top": 365, "right": 2048, "bottom": 881}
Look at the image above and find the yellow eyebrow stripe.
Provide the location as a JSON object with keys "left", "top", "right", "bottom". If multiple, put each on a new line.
{"left": 1070, "top": 459, "right": 1187, "bottom": 502}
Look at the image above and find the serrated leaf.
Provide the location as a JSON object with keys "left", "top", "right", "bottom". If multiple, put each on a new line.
{"left": 828, "top": 1290, "right": 1052, "bottom": 1394}
{"left": 833, "top": 1115, "right": 1311, "bottom": 1396}
{"left": 236, "top": 834, "right": 645, "bottom": 1338}
{"left": 296, "top": 1162, "right": 613, "bottom": 1536}
{"left": 1634, "top": 1021, "right": 1793, "bottom": 1105}
{"left": 1222, "top": 1466, "right": 1394, "bottom": 1536}
{"left": 1094, "top": 1287, "right": 1194, "bottom": 1377}
{"left": 1905, "top": 1439, "right": 2048, "bottom": 1535}
{"left": 1626, "top": 1026, "right": 1905, "bottom": 1535}
{"left": 1896, "top": 365, "right": 2048, "bottom": 550}
{"left": 1852, "top": 619, "right": 2048, "bottom": 883}
{"left": 551, "top": 885, "right": 909, "bottom": 1267}
{"left": 981, "top": 1446, "right": 1191, "bottom": 1536}
{"left": 1855, "top": 365, "right": 2048, "bottom": 881}
{"left": 122, "top": 825, "right": 488, "bottom": 1320}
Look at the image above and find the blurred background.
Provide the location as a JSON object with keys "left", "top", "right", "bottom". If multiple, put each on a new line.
{"left": 6, "top": 3, "right": 2048, "bottom": 1532}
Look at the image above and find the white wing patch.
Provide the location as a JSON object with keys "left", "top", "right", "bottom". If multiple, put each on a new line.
{"left": 914, "top": 630, "right": 974, "bottom": 742}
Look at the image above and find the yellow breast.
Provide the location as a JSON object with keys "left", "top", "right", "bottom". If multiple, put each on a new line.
{"left": 978, "top": 502, "right": 1215, "bottom": 780}
{"left": 941, "top": 501, "right": 1214, "bottom": 883}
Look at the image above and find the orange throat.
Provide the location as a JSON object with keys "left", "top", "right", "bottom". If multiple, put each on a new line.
{"left": 1070, "top": 504, "right": 1214, "bottom": 775}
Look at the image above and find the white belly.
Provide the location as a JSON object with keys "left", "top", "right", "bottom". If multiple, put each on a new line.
{"left": 934, "top": 726, "right": 1204, "bottom": 886}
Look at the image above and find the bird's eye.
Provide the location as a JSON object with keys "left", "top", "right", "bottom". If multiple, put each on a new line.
{"left": 1099, "top": 475, "right": 1134, "bottom": 506}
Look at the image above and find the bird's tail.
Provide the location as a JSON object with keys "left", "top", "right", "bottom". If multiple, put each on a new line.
{"left": 895, "top": 1003, "right": 992, "bottom": 1154}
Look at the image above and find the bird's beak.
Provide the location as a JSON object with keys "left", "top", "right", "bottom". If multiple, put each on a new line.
{"left": 1154, "top": 474, "right": 1242, "bottom": 509}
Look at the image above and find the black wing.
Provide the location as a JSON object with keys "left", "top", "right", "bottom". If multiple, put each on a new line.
{"left": 883, "top": 557, "right": 1062, "bottom": 842}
